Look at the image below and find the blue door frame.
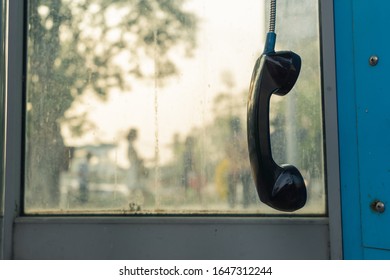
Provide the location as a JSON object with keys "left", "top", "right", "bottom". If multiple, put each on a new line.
{"left": 335, "top": 0, "right": 390, "bottom": 259}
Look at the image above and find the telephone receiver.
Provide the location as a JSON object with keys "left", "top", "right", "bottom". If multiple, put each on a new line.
{"left": 247, "top": 32, "right": 307, "bottom": 212}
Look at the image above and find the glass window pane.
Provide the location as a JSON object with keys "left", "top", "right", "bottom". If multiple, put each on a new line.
{"left": 24, "top": 0, "right": 325, "bottom": 215}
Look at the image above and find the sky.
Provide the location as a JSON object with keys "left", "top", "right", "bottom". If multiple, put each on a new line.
{"left": 63, "top": 0, "right": 265, "bottom": 167}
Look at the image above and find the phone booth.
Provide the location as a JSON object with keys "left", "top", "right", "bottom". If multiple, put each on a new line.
{"left": 0, "top": 0, "right": 389, "bottom": 260}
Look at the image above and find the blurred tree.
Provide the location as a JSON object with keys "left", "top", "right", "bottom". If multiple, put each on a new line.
{"left": 25, "top": 0, "right": 197, "bottom": 208}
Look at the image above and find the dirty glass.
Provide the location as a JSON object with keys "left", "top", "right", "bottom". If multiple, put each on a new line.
{"left": 24, "top": 0, "right": 325, "bottom": 215}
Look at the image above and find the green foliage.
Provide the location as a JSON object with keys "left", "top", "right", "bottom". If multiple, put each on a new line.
{"left": 27, "top": 0, "right": 197, "bottom": 117}
{"left": 25, "top": 0, "right": 198, "bottom": 208}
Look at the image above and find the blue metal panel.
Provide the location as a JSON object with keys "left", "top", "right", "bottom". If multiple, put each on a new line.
{"left": 336, "top": 0, "right": 390, "bottom": 259}
{"left": 353, "top": 0, "right": 390, "bottom": 251}
{"left": 334, "top": 0, "right": 363, "bottom": 259}
{"left": 364, "top": 248, "right": 390, "bottom": 260}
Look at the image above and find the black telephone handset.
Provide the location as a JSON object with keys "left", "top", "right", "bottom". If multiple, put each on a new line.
{"left": 247, "top": 32, "right": 307, "bottom": 212}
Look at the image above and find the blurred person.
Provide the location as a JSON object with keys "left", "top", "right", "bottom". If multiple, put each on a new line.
{"left": 225, "top": 117, "right": 252, "bottom": 208}
{"left": 126, "top": 128, "right": 148, "bottom": 209}
{"left": 182, "top": 136, "right": 203, "bottom": 201}
{"left": 78, "top": 152, "right": 92, "bottom": 203}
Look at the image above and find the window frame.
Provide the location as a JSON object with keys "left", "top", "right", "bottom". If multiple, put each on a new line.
{"left": 0, "top": 0, "right": 7, "bottom": 259}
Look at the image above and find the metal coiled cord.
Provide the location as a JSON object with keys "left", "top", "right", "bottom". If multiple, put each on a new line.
{"left": 269, "top": 0, "right": 276, "bottom": 33}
